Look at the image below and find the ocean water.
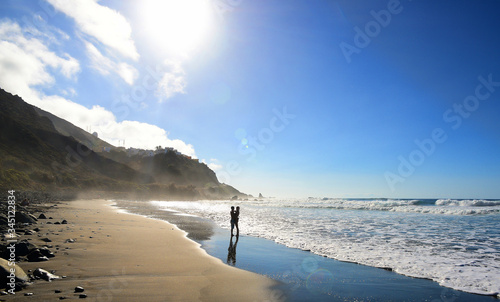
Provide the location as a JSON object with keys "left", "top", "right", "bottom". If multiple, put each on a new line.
{"left": 148, "top": 198, "right": 500, "bottom": 298}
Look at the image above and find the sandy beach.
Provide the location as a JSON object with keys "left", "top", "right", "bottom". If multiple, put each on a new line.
{"left": 4, "top": 199, "right": 279, "bottom": 301}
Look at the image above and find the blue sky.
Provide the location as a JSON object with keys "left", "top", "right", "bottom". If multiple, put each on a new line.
{"left": 1, "top": 0, "right": 499, "bottom": 199}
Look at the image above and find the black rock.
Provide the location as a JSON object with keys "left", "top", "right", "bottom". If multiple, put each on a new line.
{"left": 13, "top": 240, "right": 37, "bottom": 256}
{"left": 38, "top": 214, "right": 47, "bottom": 219}
{"left": 39, "top": 247, "right": 55, "bottom": 258}
{"left": 27, "top": 249, "right": 50, "bottom": 262}
{"left": 41, "top": 238, "right": 52, "bottom": 242}
{"left": 15, "top": 281, "right": 26, "bottom": 292}
{"left": 61, "top": 220, "right": 68, "bottom": 224}
{"left": 55, "top": 289, "right": 62, "bottom": 293}
{"left": 15, "top": 211, "right": 37, "bottom": 224}
{"left": 74, "top": 286, "right": 84, "bottom": 293}
{"left": 79, "top": 294, "right": 87, "bottom": 298}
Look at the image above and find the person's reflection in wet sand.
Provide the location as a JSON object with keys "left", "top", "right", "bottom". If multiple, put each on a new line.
{"left": 227, "top": 235, "right": 239, "bottom": 266}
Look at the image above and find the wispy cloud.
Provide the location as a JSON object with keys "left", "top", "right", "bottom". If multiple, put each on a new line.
{"left": 46, "top": 0, "right": 139, "bottom": 60}
{"left": 47, "top": 0, "right": 139, "bottom": 85}
{"left": 0, "top": 20, "right": 79, "bottom": 95}
{"left": 47, "top": 0, "right": 193, "bottom": 101}
{"left": 156, "top": 60, "right": 187, "bottom": 101}
{"left": 0, "top": 18, "right": 196, "bottom": 157}
{"left": 85, "top": 41, "right": 138, "bottom": 85}
{"left": 95, "top": 120, "right": 196, "bottom": 157}
{"left": 203, "top": 158, "right": 223, "bottom": 171}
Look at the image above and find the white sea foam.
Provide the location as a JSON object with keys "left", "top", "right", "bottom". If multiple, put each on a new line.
{"left": 436, "top": 199, "right": 500, "bottom": 207}
{"left": 149, "top": 198, "right": 500, "bottom": 297}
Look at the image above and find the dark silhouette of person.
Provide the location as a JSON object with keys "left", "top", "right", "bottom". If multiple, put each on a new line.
{"left": 227, "top": 234, "right": 239, "bottom": 266}
{"left": 230, "top": 206, "right": 240, "bottom": 236}
{"left": 235, "top": 206, "right": 240, "bottom": 235}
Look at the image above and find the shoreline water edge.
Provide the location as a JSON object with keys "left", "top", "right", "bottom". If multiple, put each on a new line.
{"left": 114, "top": 198, "right": 500, "bottom": 302}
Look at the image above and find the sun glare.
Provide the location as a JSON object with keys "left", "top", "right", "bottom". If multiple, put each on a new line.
{"left": 139, "top": 0, "right": 216, "bottom": 57}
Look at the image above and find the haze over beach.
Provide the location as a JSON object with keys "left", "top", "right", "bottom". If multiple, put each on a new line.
{"left": 1, "top": 0, "right": 499, "bottom": 199}
{"left": 1, "top": 0, "right": 500, "bottom": 301}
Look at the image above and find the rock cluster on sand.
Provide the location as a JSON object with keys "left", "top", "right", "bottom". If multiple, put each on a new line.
{"left": 0, "top": 200, "right": 68, "bottom": 295}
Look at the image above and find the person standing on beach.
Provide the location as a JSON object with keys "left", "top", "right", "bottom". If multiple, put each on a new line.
{"left": 230, "top": 206, "right": 240, "bottom": 236}
{"left": 235, "top": 206, "right": 240, "bottom": 236}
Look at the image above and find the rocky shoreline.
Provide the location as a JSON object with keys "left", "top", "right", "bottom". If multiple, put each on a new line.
{"left": 0, "top": 199, "right": 87, "bottom": 299}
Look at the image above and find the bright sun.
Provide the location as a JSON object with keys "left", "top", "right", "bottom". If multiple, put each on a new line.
{"left": 139, "top": 0, "right": 216, "bottom": 57}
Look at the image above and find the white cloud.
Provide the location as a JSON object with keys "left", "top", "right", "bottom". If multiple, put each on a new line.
{"left": 47, "top": 0, "right": 139, "bottom": 60}
{"left": 45, "top": 0, "right": 192, "bottom": 101}
{"left": 202, "top": 159, "right": 222, "bottom": 171}
{"left": 0, "top": 18, "right": 196, "bottom": 157}
{"left": 209, "top": 162, "right": 223, "bottom": 171}
{"left": 117, "top": 62, "right": 139, "bottom": 86}
{"left": 94, "top": 120, "right": 196, "bottom": 157}
{"left": 47, "top": 0, "right": 139, "bottom": 85}
{"left": 37, "top": 95, "right": 196, "bottom": 157}
{"left": 85, "top": 41, "right": 138, "bottom": 85}
{"left": 85, "top": 41, "right": 113, "bottom": 74}
{"left": 0, "top": 20, "right": 79, "bottom": 95}
{"left": 156, "top": 60, "right": 187, "bottom": 101}
{"left": 39, "top": 94, "right": 116, "bottom": 128}
{"left": 61, "top": 87, "right": 77, "bottom": 97}
{"left": 35, "top": 95, "right": 196, "bottom": 157}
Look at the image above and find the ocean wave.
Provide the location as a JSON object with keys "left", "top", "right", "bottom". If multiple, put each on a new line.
{"left": 288, "top": 199, "right": 500, "bottom": 215}
{"left": 436, "top": 199, "right": 500, "bottom": 207}
{"left": 390, "top": 206, "right": 500, "bottom": 215}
